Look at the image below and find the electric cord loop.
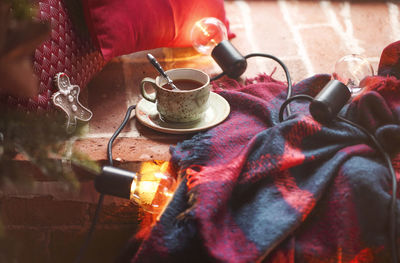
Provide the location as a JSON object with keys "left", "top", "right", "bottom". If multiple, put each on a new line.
{"left": 244, "top": 53, "right": 293, "bottom": 117}
{"left": 278, "top": 94, "right": 313, "bottom": 122}
{"left": 211, "top": 52, "right": 293, "bottom": 116}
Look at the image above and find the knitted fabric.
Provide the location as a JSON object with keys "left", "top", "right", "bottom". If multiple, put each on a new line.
{"left": 121, "top": 41, "right": 400, "bottom": 263}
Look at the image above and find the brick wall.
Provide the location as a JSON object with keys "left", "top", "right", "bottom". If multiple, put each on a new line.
{"left": 224, "top": 1, "right": 399, "bottom": 82}
{"left": 0, "top": 175, "right": 139, "bottom": 263}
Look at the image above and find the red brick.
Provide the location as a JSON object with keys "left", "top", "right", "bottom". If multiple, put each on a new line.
{"left": 350, "top": 2, "right": 393, "bottom": 57}
{"left": 73, "top": 137, "right": 185, "bottom": 162}
{"left": 88, "top": 62, "right": 131, "bottom": 134}
{"left": 0, "top": 227, "right": 50, "bottom": 263}
{"left": 1, "top": 196, "right": 90, "bottom": 226}
{"left": 301, "top": 26, "right": 348, "bottom": 76}
{"left": 227, "top": 2, "right": 303, "bottom": 81}
{"left": 284, "top": 1, "right": 330, "bottom": 25}
{"left": 49, "top": 225, "right": 137, "bottom": 263}
{"left": 281, "top": 59, "right": 310, "bottom": 86}
{"left": 90, "top": 200, "right": 139, "bottom": 225}
{"left": 249, "top": 2, "right": 299, "bottom": 58}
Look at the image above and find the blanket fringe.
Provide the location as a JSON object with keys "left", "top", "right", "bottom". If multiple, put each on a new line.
{"left": 211, "top": 71, "right": 283, "bottom": 91}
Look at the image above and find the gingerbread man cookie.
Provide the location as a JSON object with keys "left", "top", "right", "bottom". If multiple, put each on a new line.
{"left": 52, "top": 73, "right": 93, "bottom": 133}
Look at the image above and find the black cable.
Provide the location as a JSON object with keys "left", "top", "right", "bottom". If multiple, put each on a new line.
{"left": 74, "top": 105, "right": 136, "bottom": 263}
{"left": 278, "top": 94, "right": 313, "bottom": 122}
{"left": 210, "top": 71, "right": 226, "bottom": 81}
{"left": 279, "top": 96, "right": 398, "bottom": 263}
{"left": 210, "top": 53, "right": 293, "bottom": 116}
{"left": 338, "top": 116, "right": 398, "bottom": 263}
{"left": 107, "top": 105, "right": 137, "bottom": 166}
{"left": 245, "top": 53, "right": 293, "bottom": 117}
{"left": 73, "top": 194, "right": 104, "bottom": 263}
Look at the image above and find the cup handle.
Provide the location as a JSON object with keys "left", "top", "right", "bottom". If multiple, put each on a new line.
{"left": 140, "top": 77, "right": 157, "bottom": 103}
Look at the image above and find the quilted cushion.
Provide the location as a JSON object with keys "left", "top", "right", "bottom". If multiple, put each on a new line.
{"left": 2, "top": 0, "right": 105, "bottom": 111}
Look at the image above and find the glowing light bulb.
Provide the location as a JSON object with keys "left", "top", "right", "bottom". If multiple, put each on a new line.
{"left": 333, "top": 54, "right": 374, "bottom": 95}
{"left": 95, "top": 164, "right": 177, "bottom": 215}
{"left": 130, "top": 170, "right": 176, "bottom": 214}
{"left": 191, "top": 17, "right": 228, "bottom": 55}
{"left": 190, "top": 17, "right": 247, "bottom": 78}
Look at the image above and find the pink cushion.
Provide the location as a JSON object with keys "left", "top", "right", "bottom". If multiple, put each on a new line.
{"left": 81, "top": 0, "right": 234, "bottom": 61}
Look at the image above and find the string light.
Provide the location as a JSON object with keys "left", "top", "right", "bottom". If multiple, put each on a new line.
{"left": 190, "top": 17, "right": 247, "bottom": 79}
{"left": 333, "top": 54, "right": 374, "bottom": 95}
{"left": 309, "top": 54, "right": 374, "bottom": 123}
{"left": 191, "top": 17, "right": 228, "bottom": 56}
{"left": 95, "top": 163, "right": 177, "bottom": 214}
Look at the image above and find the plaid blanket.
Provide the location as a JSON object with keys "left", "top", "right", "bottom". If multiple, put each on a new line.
{"left": 121, "top": 41, "right": 400, "bottom": 263}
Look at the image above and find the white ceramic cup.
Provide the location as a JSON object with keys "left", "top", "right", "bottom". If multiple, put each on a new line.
{"left": 140, "top": 68, "right": 211, "bottom": 123}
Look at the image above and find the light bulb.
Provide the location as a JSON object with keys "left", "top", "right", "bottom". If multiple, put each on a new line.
{"left": 95, "top": 165, "right": 177, "bottom": 214}
{"left": 191, "top": 17, "right": 228, "bottom": 55}
{"left": 309, "top": 55, "right": 373, "bottom": 123}
{"left": 190, "top": 17, "right": 247, "bottom": 79}
{"left": 333, "top": 54, "right": 374, "bottom": 95}
{"left": 130, "top": 170, "right": 176, "bottom": 214}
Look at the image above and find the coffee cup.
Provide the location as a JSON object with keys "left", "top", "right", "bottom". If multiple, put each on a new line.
{"left": 140, "top": 68, "right": 211, "bottom": 123}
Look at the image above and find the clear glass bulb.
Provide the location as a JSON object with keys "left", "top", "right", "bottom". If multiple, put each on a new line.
{"left": 130, "top": 167, "right": 177, "bottom": 214}
{"left": 191, "top": 17, "right": 228, "bottom": 55}
{"left": 333, "top": 54, "right": 374, "bottom": 95}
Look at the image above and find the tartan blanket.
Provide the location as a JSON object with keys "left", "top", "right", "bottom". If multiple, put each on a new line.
{"left": 121, "top": 41, "right": 400, "bottom": 262}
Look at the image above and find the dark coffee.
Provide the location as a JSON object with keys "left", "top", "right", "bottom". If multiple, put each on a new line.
{"left": 162, "top": 79, "right": 203, "bottom": 91}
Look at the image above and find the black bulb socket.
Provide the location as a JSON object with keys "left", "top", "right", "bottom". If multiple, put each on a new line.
{"left": 309, "top": 79, "right": 351, "bottom": 123}
{"left": 95, "top": 166, "right": 136, "bottom": 199}
{"left": 211, "top": 40, "right": 247, "bottom": 79}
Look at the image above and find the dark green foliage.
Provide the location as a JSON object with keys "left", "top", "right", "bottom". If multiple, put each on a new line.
{"left": 0, "top": 108, "right": 99, "bottom": 187}
{"left": 3, "top": 0, "right": 34, "bottom": 20}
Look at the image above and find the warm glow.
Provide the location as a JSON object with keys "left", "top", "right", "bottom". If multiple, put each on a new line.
{"left": 196, "top": 21, "right": 211, "bottom": 37}
{"left": 137, "top": 174, "right": 161, "bottom": 206}
{"left": 140, "top": 160, "right": 167, "bottom": 174}
{"left": 130, "top": 179, "right": 137, "bottom": 200}
{"left": 129, "top": 161, "right": 177, "bottom": 214}
{"left": 195, "top": 21, "right": 218, "bottom": 46}
{"left": 191, "top": 17, "right": 227, "bottom": 55}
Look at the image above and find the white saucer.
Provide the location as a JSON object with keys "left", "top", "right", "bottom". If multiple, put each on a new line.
{"left": 135, "top": 92, "right": 230, "bottom": 134}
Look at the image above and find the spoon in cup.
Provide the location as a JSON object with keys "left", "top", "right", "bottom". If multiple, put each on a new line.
{"left": 146, "top": 53, "right": 180, "bottom": 90}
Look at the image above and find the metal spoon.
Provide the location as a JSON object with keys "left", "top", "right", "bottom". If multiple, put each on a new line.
{"left": 146, "top": 53, "right": 179, "bottom": 90}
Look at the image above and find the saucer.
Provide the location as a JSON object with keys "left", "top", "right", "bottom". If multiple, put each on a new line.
{"left": 135, "top": 92, "right": 230, "bottom": 134}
